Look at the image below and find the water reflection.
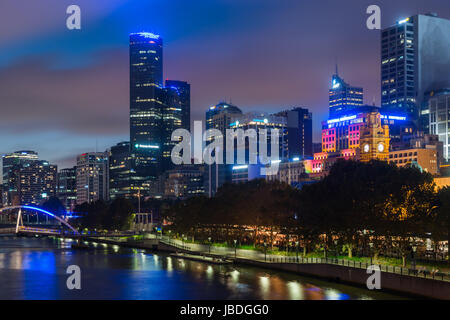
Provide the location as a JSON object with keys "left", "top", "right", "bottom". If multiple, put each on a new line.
{"left": 0, "top": 236, "right": 407, "bottom": 300}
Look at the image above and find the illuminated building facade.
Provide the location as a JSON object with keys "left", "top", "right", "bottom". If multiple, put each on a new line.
{"left": 109, "top": 142, "right": 132, "bottom": 200}
{"left": 16, "top": 161, "right": 57, "bottom": 205}
{"left": 2, "top": 151, "right": 39, "bottom": 205}
{"left": 322, "top": 105, "right": 407, "bottom": 154}
{"left": 389, "top": 148, "right": 439, "bottom": 175}
{"left": 162, "top": 165, "right": 205, "bottom": 199}
{"left": 359, "top": 112, "right": 390, "bottom": 162}
{"left": 306, "top": 148, "right": 359, "bottom": 177}
{"left": 57, "top": 166, "right": 77, "bottom": 211}
{"left": 381, "top": 14, "right": 450, "bottom": 120}
{"left": 205, "top": 102, "right": 242, "bottom": 196}
{"left": 329, "top": 71, "right": 363, "bottom": 117}
{"left": 165, "top": 80, "right": 190, "bottom": 132}
{"left": 129, "top": 33, "right": 191, "bottom": 195}
{"left": 265, "top": 159, "right": 306, "bottom": 187}
{"left": 130, "top": 32, "right": 164, "bottom": 193}
{"left": 275, "top": 107, "right": 313, "bottom": 158}
{"left": 427, "top": 88, "right": 450, "bottom": 160}
{"left": 229, "top": 112, "right": 288, "bottom": 184}
{"left": 76, "top": 152, "right": 109, "bottom": 205}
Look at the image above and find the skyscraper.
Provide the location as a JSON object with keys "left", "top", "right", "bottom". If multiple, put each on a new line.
{"left": 205, "top": 102, "right": 242, "bottom": 196}
{"left": 165, "top": 80, "right": 191, "bottom": 132}
{"left": 276, "top": 107, "right": 313, "bottom": 159}
{"left": 2, "top": 150, "right": 39, "bottom": 205}
{"left": 428, "top": 88, "right": 450, "bottom": 161}
{"left": 57, "top": 166, "right": 77, "bottom": 211}
{"left": 328, "top": 71, "right": 364, "bottom": 118}
{"left": 15, "top": 161, "right": 57, "bottom": 205}
{"left": 109, "top": 142, "right": 132, "bottom": 200}
{"left": 160, "top": 86, "right": 184, "bottom": 172}
{"left": 129, "top": 33, "right": 191, "bottom": 196}
{"left": 129, "top": 32, "right": 164, "bottom": 194}
{"left": 381, "top": 13, "right": 450, "bottom": 120}
{"left": 76, "top": 152, "right": 109, "bottom": 205}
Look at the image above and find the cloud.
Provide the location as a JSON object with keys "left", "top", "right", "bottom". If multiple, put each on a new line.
{"left": 0, "top": 49, "right": 129, "bottom": 136}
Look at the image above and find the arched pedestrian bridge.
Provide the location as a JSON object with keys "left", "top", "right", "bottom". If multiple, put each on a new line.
{"left": 0, "top": 205, "right": 79, "bottom": 235}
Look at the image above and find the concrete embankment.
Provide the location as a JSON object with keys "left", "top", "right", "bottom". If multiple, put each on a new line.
{"left": 71, "top": 236, "right": 450, "bottom": 299}
{"left": 233, "top": 258, "right": 449, "bottom": 300}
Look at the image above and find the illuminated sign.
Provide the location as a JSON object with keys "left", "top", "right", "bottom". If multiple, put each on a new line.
{"left": 398, "top": 17, "right": 410, "bottom": 24}
{"left": 327, "top": 115, "right": 357, "bottom": 124}
{"left": 135, "top": 144, "right": 160, "bottom": 149}
{"left": 131, "top": 32, "right": 160, "bottom": 39}
{"left": 380, "top": 115, "right": 406, "bottom": 121}
{"left": 332, "top": 79, "right": 341, "bottom": 89}
{"left": 232, "top": 165, "right": 248, "bottom": 170}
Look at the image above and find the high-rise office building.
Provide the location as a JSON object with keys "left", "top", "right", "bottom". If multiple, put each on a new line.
{"left": 161, "top": 164, "right": 205, "bottom": 199}
{"left": 276, "top": 107, "right": 313, "bottom": 158}
{"left": 428, "top": 88, "right": 450, "bottom": 161}
{"left": 129, "top": 33, "right": 191, "bottom": 195}
{"left": 2, "top": 150, "right": 39, "bottom": 205}
{"left": 16, "top": 161, "right": 57, "bottom": 205}
{"left": 329, "top": 71, "right": 364, "bottom": 118}
{"left": 109, "top": 142, "right": 133, "bottom": 200}
{"left": 229, "top": 112, "right": 288, "bottom": 184}
{"left": 76, "top": 152, "right": 109, "bottom": 205}
{"left": 129, "top": 32, "right": 164, "bottom": 194}
{"left": 160, "top": 86, "right": 184, "bottom": 172}
{"left": 165, "top": 80, "right": 191, "bottom": 132}
{"left": 57, "top": 166, "right": 77, "bottom": 211}
{"left": 205, "top": 102, "right": 243, "bottom": 196}
{"left": 381, "top": 13, "right": 450, "bottom": 120}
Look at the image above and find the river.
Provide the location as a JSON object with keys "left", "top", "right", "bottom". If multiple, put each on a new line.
{"left": 0, "top": 235, "right": 408, "bottom": 300}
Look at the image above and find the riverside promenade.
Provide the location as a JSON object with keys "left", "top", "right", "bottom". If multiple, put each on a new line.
{"left": 69, "top": 234, "right": 450, "bottom": 299}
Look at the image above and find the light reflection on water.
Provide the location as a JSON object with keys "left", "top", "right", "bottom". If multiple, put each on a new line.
{"left": 0, "top": 236, "right": 407, "bottom": 300}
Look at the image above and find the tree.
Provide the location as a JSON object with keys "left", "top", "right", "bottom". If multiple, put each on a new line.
{"left": 42, "top": 196, "right": 66, "bottom": 217}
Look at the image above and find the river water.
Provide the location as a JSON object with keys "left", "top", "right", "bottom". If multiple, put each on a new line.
{"left": 0, "top": 236, "right": 407, "bottom": 300}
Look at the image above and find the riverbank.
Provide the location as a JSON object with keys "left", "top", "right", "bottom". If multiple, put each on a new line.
{"left": 65, "top": 235, "right": 449, "bottom": 299}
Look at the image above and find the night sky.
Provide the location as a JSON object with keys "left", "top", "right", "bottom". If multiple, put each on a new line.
{"left": 1, "top": 0, "right": 449, "bottom": 170}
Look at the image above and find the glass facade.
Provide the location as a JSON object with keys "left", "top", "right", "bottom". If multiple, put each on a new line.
{"left": 428, "top": 89, "right": 450, "bottom": 161}
{"left": 381, "top": 14, "right": 450, "bottom": 122}
{"left": 130, "top": 32, "right": 164, "bottom": 193}
{"left": 57, "top": 166, "right": 77, "bottom": 211}
{"left": 329, "top": 73, "right": 363, "bottom": 118}
{"left": 109, "top": 142, "right": 132, "bottom": 200}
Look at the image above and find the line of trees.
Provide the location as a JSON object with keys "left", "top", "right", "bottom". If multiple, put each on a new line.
{"left": 164, "top": 160, "right": 449, "bottom": 266}
{"left": 72, "top": 198, "right": 135, "bottom": 231}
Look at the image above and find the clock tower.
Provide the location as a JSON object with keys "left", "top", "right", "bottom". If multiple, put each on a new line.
{"left": 359, "top": 111, "right": 390, "bottom": 162}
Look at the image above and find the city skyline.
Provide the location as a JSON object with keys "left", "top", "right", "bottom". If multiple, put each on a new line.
{"left": 1, "top": 1, "right": 450, "bottom": 170}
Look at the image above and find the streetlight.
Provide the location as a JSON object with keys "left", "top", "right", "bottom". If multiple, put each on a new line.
{"left": 334, "top": 239, "right": 338, "bottom": 262}
{"left": 412, "top": 245, "right": 417, "bottom": 272}
{"left": 234, "top": 239, "right": 237, "bottom": 259}
{"left": 295, "top": 241, "right": 299, "bottom": 262}
{"left": 264, "top": 241, "right": 267, "bottom": 262}
{"left": 208, "top": 237, "right": 212, "bottom": 254}
{"left": 369, "top": 242, "right": 374, "bottom": 265}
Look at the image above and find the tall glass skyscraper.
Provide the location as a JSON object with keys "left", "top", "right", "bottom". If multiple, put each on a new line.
{"left": 328, "top": 71, "right": 364, "bottom": 118}
{"left": 129, "top": 32, "right": 191, "bottom": 196}
{"left": 381, "top": 13, "right": 450, "bottom": 121}
{"left": 129, "top": 32, "right": 164, "bottom": 193}
{"left": 165, "top": 80, "right": 191, "bottom": 132}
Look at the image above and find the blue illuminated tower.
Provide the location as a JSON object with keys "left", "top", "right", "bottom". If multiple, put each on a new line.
{"left": 328, "top": 68, "right": 364, "bottom": 118}
{"left": 129, "top": 33, "right": 191, "bottom": 195}
{"left": 129, "top": 32, "right": 164, "bottom": 193}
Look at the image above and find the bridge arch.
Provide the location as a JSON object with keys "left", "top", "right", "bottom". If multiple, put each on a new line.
{"left": 0, "top": 205, "right": 79, "bottom": 234}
